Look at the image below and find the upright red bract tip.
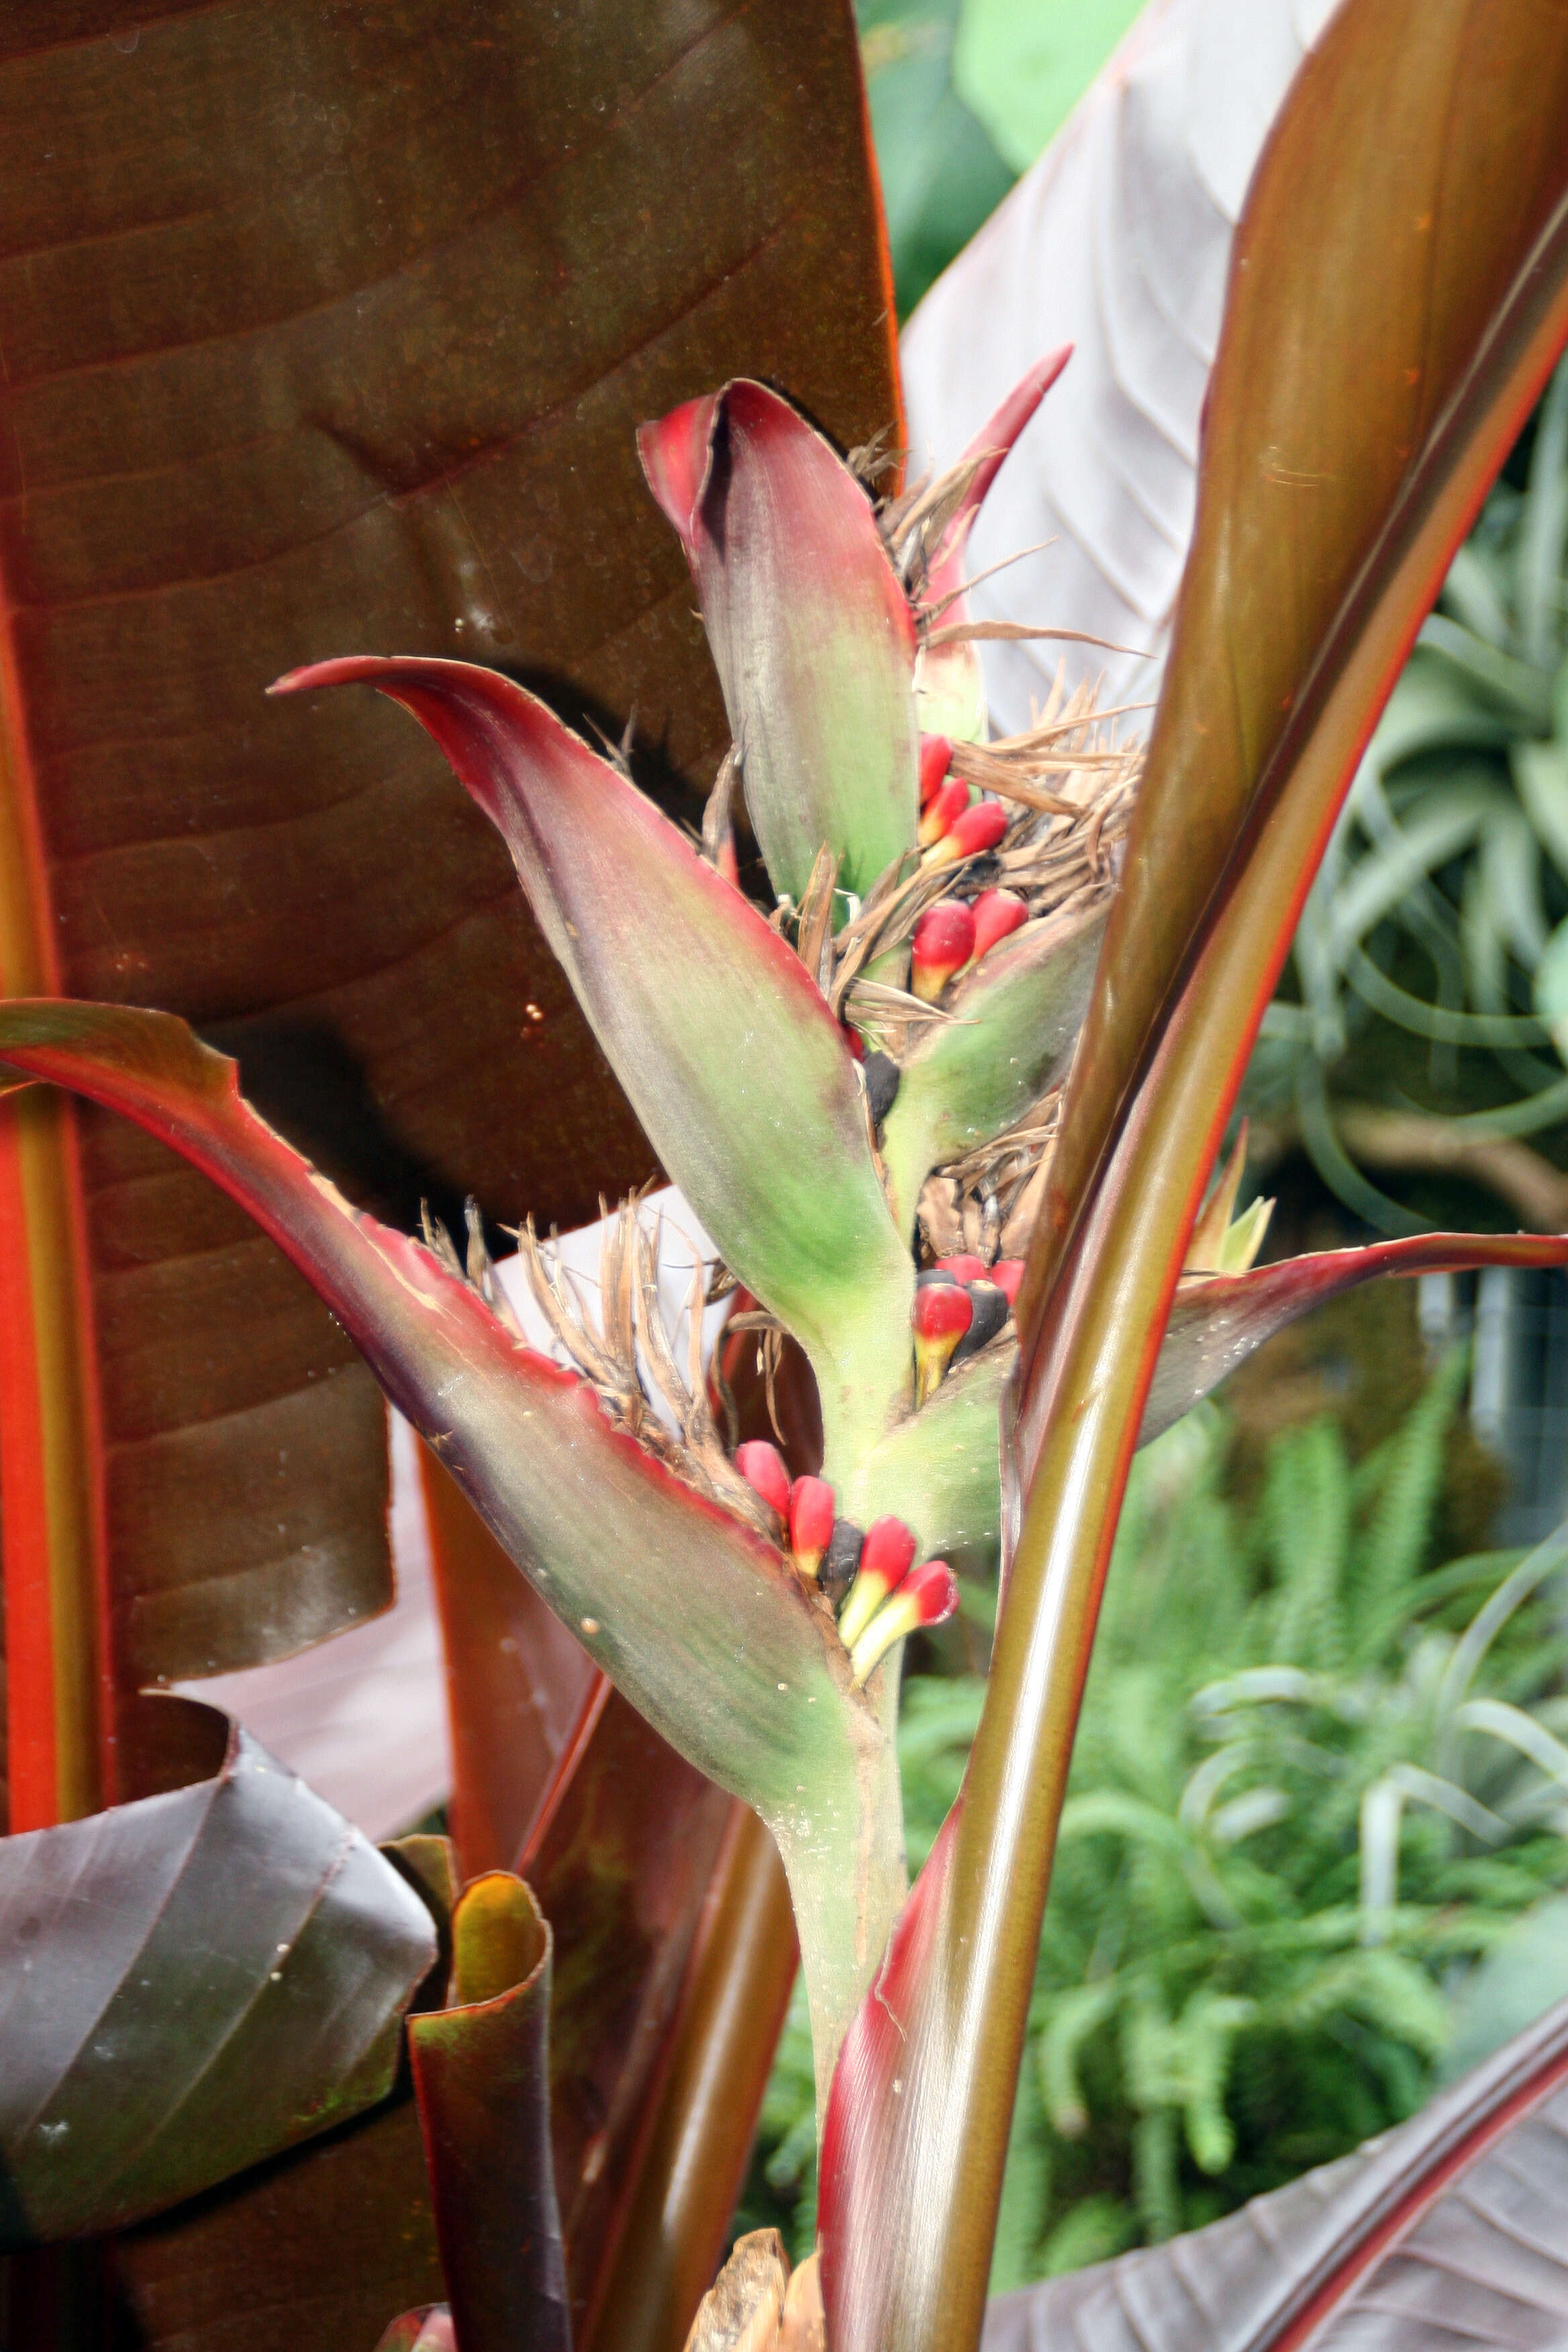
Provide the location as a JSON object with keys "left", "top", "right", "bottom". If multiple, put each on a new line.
{"left": 934, "top": 1253, "right": 987, "bottom": 1285}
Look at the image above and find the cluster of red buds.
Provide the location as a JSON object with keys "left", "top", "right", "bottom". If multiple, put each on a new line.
{"left": 912, "top": 1254, "right": 1023, "bottom": 1405}
{"left": 733, "top": 1441, "right": 959, "bottom": 1687}
{"left": 916, "top": 732, "right": 1010, "bottom": 871}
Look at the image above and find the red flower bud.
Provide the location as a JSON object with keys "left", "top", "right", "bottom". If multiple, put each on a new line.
{"left": 910, "top": 899, "right": 976, "bottom": 1003}
{"left": 734, "top": 1440, "right": 790, "bottom": 1521}
{"left": 934, "top": 1253, "right": 987, "bottom": 1285}
{"left": 922, "top": 797, "right": 1009, "bottom": 867}
{"left": 917, "top": 775, "right": 972, "bottom": 848}
{"left": 837, "top": 1515, "right": 919, "bottom": 1648}
{"left": 789, "top": 1475, "right": 836, "bottom": 1581}
{"left": 971, "top": 887, "right": 1028, "bottom": 961}
{"left": 993, "top": 1258, "right": 1025, "bottom": 1306}
{"left": 913, "top": 1278, "right": 973, "bottom": 1403}
{"left": 918, "top": 733, "right": 954, "bottom": 809}
{"left": 848, "top": 1558, "right": 961, "bottom": 1685}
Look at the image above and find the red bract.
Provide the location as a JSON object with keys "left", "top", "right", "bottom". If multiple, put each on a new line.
{"left": 912, "top": 1280, "right": 973, "bottom": 1405}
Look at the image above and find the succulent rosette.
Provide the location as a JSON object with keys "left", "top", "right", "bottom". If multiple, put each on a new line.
{"left": 0, "top": 363, "right": 1562, "bottom": 2106}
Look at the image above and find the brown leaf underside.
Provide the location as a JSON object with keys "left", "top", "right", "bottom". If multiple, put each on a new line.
{"left": 0, "top": 0, "right": 897, "bottom": 1798}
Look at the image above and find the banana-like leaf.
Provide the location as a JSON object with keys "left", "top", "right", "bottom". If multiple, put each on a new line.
{"left": 982, "top": 1988, "right": 1568, "bottom": 2352}
{"left": 878, "top": 900, "right": 1108, "bottom": 1236}
{"left": 586, "top": 1808, "right": 797, "bottom": 2352}
{"left": 0, "top": 1699, "right": 435, "bottom": 2245}
{"left": 637, "top": 380, "right": 921, "bottom": 902}
{"left": 0, "top": 999, "right": 903, "bottom": 2081}
{"left": 0, "top": 0, "right": 897, "bottom": 1823}
{"left": 274, "top": 657, "right": 915, "bottom": 1472}
{"left": 408, "top": 1875, "right": 568, "bottom": 2352}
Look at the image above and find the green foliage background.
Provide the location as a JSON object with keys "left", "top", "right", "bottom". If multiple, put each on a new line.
{"left": 859, "top": 0, "right": 1142, "bottom": 317}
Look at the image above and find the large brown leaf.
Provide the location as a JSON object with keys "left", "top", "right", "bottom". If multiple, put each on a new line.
{"left": 0, "top": 0, "right": 897, "bottom": 1808}
{"left": 983, "top": 1990, "right": 1568, "bottom": 2352}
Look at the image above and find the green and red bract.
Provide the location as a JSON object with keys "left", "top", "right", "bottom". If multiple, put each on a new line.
{"left": 271, "top": 655, "right": 915, "bottom": 1481}
{"left": 637, "top": 380, "right": 921, "bottom": 903}
{"left": 0, "top": 999, "right": 903, "bottom": 2091}
{"left": 879, "top": 897, "right": 1108, "bottom": 1238}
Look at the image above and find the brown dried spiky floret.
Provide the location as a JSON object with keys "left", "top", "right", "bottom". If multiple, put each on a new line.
{"left": 425, "top": 1192, "right": 778, "bottom": 1538}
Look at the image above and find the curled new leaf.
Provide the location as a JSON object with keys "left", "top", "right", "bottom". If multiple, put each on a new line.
{"left": 0, "top": 999, "right": 903, "bottom": 2081}
{"left": 0, "top": 1700, "right": 436, "bottom": 2245}
{"left": 638, "top": 379, "right": 920, "bottom": 901}
{"left": 273, "top": 658, "right": 914, "bottom": 1472}
{"left": 407, "top": 1874, "right": 567, "bottom": 2352}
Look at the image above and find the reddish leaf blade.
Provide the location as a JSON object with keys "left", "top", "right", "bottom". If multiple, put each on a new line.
{"left": 113, "top": 2092, "right": 445, "bottom": 2352}
{"left": 639, "top": 381, "right": 920, "bottom": 903}
{"left": 273, "top": 658, "right": 915, "bottom": 1471}
{"left": 1144, "top": 1230, "right": 1568, "bottom": 1444}
{"left": 983, "top": 1991, "right": 1568, "bottom": 2352}
{"left": 0, "top": 1699, "right": 435, "bottom": 2244}
{"left": 409, "top": 1875, "right": 568, "bottom": 2352}
{"left": 1026, "top": 0, "right": 1568, "bottom": 1341}
{"left": 0, "top": 0, "right": 898, "bottom": 1809}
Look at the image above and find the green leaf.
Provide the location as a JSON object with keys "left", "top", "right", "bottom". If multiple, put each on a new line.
{"left": 952, "top": 0, "right": 1146, "bottom": 175}
{"left": 638, "top": 380, "right": 920, "bottom": 903}
{"left": 274, "top": 657, "right": 916, "bottom": 1473}
{"left": 0, "top": 998, "right": 904, "bottom": 2088}
{"left": 878, "top": 899, "right": 1106, "bottom": 1235}
{"left": 0, "top": 1700, "right": 435, "bottom": 2245}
